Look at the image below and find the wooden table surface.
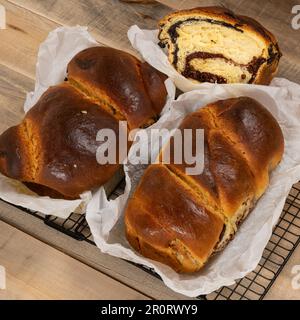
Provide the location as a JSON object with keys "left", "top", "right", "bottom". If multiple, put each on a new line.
{"left": 0, "top": 0, "right": 300, "bottom": 300}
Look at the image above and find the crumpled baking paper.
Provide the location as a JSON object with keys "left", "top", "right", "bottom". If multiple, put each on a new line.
{"left": 129, "top": 25, "right": 287, "bottom": 94}
{"left": 128, "top": 26, "right": 194, "bottom": 91}
{"left": 0, "top": 26, "right": 99, "bottom": 218}
{"left": 0, "top": 26, "right": 100, "bottom": 218}
{"left": 0, "top": 26, "right": 175, "bottom": 218}
{"left": 86, "top": 76, "right": 300, "bottom": 297}
{"left": 0, "top": 265, "right": 5, "bottom": 290}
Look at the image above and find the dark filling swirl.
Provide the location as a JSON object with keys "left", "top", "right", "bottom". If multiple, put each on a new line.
{"left": 159, "top": 18, "right": 281, "bottom": 84}
{"left": 182, "top": 52, "right": 267, "bottom": 84}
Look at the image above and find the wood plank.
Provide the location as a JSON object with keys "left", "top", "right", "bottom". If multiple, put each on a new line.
{"left": 264, "top": 243, "right": 300, "bottom": 300}
{"left": 0, "top": 220, "right": 149, "bottom": 299}
{"left": 0, "top": 0, "right": 60, "bottom": 78}
{"left": 0, "top": 0, "right": 167, "bottom": 81}
{"left": 0, "top": 63, "right": 191, "bottom": 300}
{"left": 4, "top": 0, "right": 300, "bottom": 83}
{"left": 0, "top": 200, "right": 192, "bottom": 300}
{"left": 8, "top": 0, "right": 171, "bottom": 52}
{"left": 1, "top": 0, "right": 299, "bottom": 300}
{"left": 0, "top": 1, "right": 189, "bottom": 299}
{"left": 0, "top": 63, "right": 32, "bottom": 131}
{"left": 157, "top": 0, "right": 300, "bottom": 84}
{"left": 157, "top": 0, "right": 221, "bottom": 9}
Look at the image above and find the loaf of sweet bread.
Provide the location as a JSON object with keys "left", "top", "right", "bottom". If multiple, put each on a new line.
{"left": 158, "top": 6, "right": 281, "bottom": 84}
{"left": 125, "top": 97, "right": 284, "bottom": 272}
{"left": 0, "top": 47, "right": 167, "bottom": 199}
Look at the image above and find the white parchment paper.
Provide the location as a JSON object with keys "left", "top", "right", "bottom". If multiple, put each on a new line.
{"left": 129, "top": 25, "right": 287, "bottom": 94}
{"left": 0, "top": 26, "right": 99, "bottom": 218}
{"left": 0, "top": 26, "right": 175, "bottom": 218}
{"left": 86, "top": 77, "right": 300, "bottom": 297}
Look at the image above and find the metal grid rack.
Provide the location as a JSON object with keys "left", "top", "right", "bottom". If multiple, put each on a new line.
{"left": 2, "top": 181, "right": 300, "bottom": 300}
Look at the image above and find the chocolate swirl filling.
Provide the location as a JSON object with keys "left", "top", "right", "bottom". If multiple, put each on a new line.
{"left": 158, "top": 18, "right": 244, "bottom": 68}
{"left": 159, "top": 17, "right": 281, "bottom": 84}
{"left": 182, "top": 52, "right": 267, "bottom": 84}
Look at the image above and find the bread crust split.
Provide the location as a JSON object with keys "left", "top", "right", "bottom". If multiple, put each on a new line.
{"left": 0, "top": 47, "right": 167, "bottom": 199}
{"left": 125, "top": 97, "right": 284, "bottom": 273}
{"left": 158, "top": 6, "right": 281, "bottom": 84}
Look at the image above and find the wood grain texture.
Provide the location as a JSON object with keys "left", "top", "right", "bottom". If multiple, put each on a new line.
{"left": 264, "top": 243, "right": 300, "bottom": 300}
{"left": 8, "top": 0, "right": 170, "bottom": 53}
{"left": 0, "top": 220, "right": 149, "bottom": 300}
{"left": 0, "top": 201, "right": 191, "bottom": 300}
{"left": 0, "top": 0, "right": 300, "bottom": 300}
{"left": 0, "top": 0, "right": 60, "bottom": 78}
{"left": 0, "top": 0, "right": 166, "bottom": 81}
{"left": 0, "top": 60, "right": 189, "bottom": 300}
{"left": 157, "top": 0, "right": 300, "bottom": 83}
{"left": 5, "top": 0, "right": 300, "bottom": 83}
{"left": 0, "top": 63, "right": 31, "bottom": 131}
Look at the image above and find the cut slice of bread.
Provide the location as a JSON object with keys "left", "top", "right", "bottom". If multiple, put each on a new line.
{"left": 158, "top": 6, "right": 281, "bottom": 84}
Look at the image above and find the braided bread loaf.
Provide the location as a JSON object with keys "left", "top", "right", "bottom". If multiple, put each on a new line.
{"left": 0, "top": 47, "right": 167, "bottom": 199}
{"left": 125, "top": 97, "right": 284, "bottom": 272}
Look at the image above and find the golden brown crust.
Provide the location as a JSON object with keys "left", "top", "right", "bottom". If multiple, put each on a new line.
{"left": 0, "top": 47, "right": 168, "bottom": 199}
{"left": 158, "top": 6, "right": 281, "bottom": 85}
{"left": 255, "top": 56, "right": 279, "bottom": 85}
{"left": 159, "top": 7, "right": 277, "bottom": 43}
{"left": 125, "top": 97, "right": 284, "bottom": 272}
{"left": 167, "top": 97, "right": 284, "bottom": 203}
{"left": 125, "top": 164, "right": 224, "bottom": 273}
{"left": 207, "top": 97, "right": 284, "bottom": 197}
{"left": 67, "top": 47, "right": 167, "bottom": 129}
{"left": 0, "top": 83, "right": 124, "bottom": 199}
{"left": 0, "top": 125, "right": 25, "bottom": 179}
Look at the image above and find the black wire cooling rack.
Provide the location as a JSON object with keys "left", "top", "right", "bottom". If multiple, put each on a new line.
{"left": 2, "top": 180, "right": 300, "bottom": 300}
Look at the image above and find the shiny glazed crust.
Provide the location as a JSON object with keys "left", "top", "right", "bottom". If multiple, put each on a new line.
{"left": 125, "top": 97, "right": 284, "bottom": 273}
{"left": 67, "top": 47, "right": 167, "bottom": 129}
{"left": 0, "top": 47, "right": 168, "bottom": 198}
